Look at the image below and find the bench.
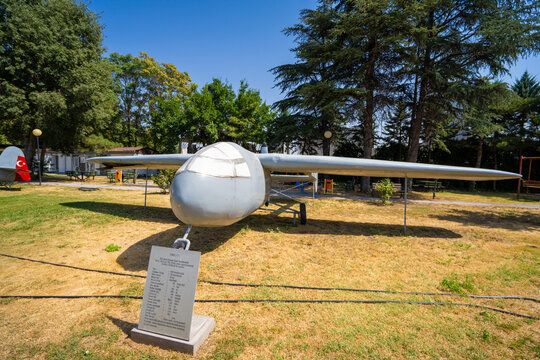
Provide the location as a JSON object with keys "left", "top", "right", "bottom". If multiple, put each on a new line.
{"left": 122, "top": 171, "right": 135, "bottom": 183}
{"left": 414, "top": 180, "right": 445, "bottom": 191}
{"left": 413, "top": 180, "right": 445, "bottom": 198}
{"left": 66, "top": 171, "right": 79, "bottom": 180}
{"left": 107, "top": 171, "right": 116, "bottom": 183}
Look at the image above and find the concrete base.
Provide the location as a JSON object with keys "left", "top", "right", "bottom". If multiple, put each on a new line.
{"left": 131, "top": 315, "right": 215, "bottom": 355}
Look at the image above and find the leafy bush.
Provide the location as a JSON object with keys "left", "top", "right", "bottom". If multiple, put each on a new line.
{"left": 105, "top": 243, "right": 121, "bottom": 252}
{"left": 374, "top": 178, "right": 395, "bottom": 205}
{"left": 440, "top": 274, "right": 474, "bottom": 294}
{"left": 151, "top": 169, "right": 176, "bottom": 193}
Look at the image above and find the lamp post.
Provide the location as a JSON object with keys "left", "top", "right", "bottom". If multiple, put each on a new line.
{"left": 323, "top": 130, "right": 332, "bottom": 140}
{"left": 322, "top": 131, "right": 332, "bottom": 192}
{"left": 32, "top": 129, "right": 42, "bottom": 185}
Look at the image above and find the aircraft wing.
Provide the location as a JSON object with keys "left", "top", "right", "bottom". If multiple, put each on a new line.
{"left": 0, "top": 166, "right": 31, "bottom": 174}
{"left": 88, "top": 154, "right": 192, "bottom": 170}
{"left": 257, "top": 154, "right": 520, "bottom": 181}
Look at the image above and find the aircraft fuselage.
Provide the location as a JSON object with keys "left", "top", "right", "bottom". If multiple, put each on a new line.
{"left": 170, "top": 142, "right": 271, "bottom": 226}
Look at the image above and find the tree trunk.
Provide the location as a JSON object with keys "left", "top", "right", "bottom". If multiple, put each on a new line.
{"left": 475, "top": 138, "right": 483, "bottom": 168}
{"left": 23, "top": 131, "right": 37, "bottom": 179}
{"left": 469, "top": 137, "right": 483, "bottom": 191}
{"left": 361, "top": 41, "right": 377, "bottom": 193}
{"left": 406, "top": 11, "right": 434, "bottom": 164}
{"left": 493, "top": 146, "right": 498, "bottom": 191}
{"left": 407, "top": 73, "right": 428, "bottom": 163}
{"left": 361, "top": 115, "right": 374, "bottom": 192}
{"left": 40, "top": 145, "right": 46, "bottom": 171}
{"left": 322, "top": 136, "right": 331, "bottom": 156}
{"left": 23, "top": 131, "right": 36, "bottom": 165}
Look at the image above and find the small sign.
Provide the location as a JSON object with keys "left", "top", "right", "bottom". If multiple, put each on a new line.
{"left": 138, "top": 246, "right": 201, "bottom": 340}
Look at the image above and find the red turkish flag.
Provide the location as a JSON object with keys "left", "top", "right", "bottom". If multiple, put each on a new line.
{"left": 15, "top": 156, "right": 31, "bottom": 181}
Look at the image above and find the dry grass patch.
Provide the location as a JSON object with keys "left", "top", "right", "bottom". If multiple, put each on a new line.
{"left": 0, "top": 185, "right": 538, "bottom": 359}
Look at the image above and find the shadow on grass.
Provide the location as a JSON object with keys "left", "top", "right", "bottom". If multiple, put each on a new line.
{"left": 116, "top": 211, "right": 461, "bottom": 271}
{"left": 60, "top": 201, "right": 178, "bottom": 224}
{"left": 244, "top": 213, "right": 461, "bottom": 238}
{"left": 106, "top": 315, "right": 137, "bottom": 336}
{"left": 429, "top": 209, "right": 540, "bottom": 231}
{"left": 0, "top": 187, "right": 22, "bottom": 191}
{"left": 116, "top": 225, "right": 242, "bottom": 271}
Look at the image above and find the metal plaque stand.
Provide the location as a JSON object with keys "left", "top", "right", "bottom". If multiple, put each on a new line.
{"left": 131, "top": 235, "right": 214, "bottom": 355}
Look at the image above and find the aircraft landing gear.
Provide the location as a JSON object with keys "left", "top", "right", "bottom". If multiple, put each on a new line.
{"left": 299, "top": 203, "right": 306, "bottom": 225}
{"left": 260, "top": 201, "right": 307, "bottom": 225}
{"left": 172, "top": 225, "right": 192, "bottom": 250}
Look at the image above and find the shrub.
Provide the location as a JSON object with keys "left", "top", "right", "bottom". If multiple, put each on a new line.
{"left": 440, "top": 274, "right": 474, "bottom": 294}
{"left": 374, "top": 178, "right": 395, "bottom": 205}
{"left": 151, "top": 169, "right": 176, "bottom": 193}
{"left": 105, "top": 243, "right": 121, "bottom": 252}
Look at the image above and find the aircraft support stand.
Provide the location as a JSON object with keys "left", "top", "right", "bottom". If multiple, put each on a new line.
{"left": 144, "top": 168, "right": 148, "bottom": 211}
{"left": 403, "top": 177, "right": 408, "bottom": 235}
{"left": 172, "top": 225, "right": 192, "bottom": 250}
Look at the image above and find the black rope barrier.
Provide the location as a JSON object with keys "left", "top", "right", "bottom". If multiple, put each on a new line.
{"left": 1, "top": 253, "right": 538, "bottom": 303}
{"left": 199, "top": 280, "right": 540, "bottom": 303}
{"left": 0, "top": 295, "right": 538, "bottom": 320}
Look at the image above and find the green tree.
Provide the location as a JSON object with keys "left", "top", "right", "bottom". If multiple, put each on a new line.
{"left": 107, "top": 53, "right": 147, "bottom": 147}
{"left": 140, "top": 52, "right": 196, "bottom": 152}
{"left": 402, "top": 0, "right": 539, "bottom": 166}
{"left": 182, "top": 79, "right": 274, "bottom": 149}
{"left": 272, "top": 1, "right": 344, "bottom": 156}
{"left": 267, "top": 111, "right": 322, "bottom": 154}
{"left": 332, "top": 0, "right": 406, "bottom": 190}
{"left": 508, "top": 71, "right": 540, "bottom": 155}
{"left": 0, "top": 0, "right": 115, "bottom": 163}
{"left": 182, "top": 79, "right": 234, "bottom": 146}
{"left": 80, "top": 134, "right": 122, "bottom": 154}
{"left": 230, "top": 80, "right": 274, "bottom": 147}
{"left": 379, "top": 100, "right": 410, "bottom": 161}
{"left": 460, "top": 78, "right": 510, "bottom": 190}
{"left": 108, "top": 52, "right": 196, "bottom": 152}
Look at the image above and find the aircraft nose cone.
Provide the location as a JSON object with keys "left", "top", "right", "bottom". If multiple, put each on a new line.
{"left": 169, "top": 142, "right": 267, "bottom": 227}
{"left": 170, "top": 171, "right": 240, "bottom": 227}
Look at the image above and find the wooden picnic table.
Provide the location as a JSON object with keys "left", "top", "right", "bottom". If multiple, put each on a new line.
{"left": 66, "top": 170, "right": 96, "bottom": 181}
{"left": 413, "top": 179, "right": 444, "bottom": 198}
{"left": 122, "top": 171, "right": 135, "bottom": 183}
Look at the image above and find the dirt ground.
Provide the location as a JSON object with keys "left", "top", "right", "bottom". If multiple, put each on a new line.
{"left": 0, "top": 185, "right": 538, "bottom": 359}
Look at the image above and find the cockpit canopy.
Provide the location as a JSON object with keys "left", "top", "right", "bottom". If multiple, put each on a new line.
{"left": 178, "top": 142, "right": 251, "bottom": 178}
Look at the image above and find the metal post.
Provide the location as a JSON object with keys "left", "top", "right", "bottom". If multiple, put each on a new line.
{"left": 517, "top": 156, "right": 523, "bottom": 200}
{"left": 312, "top": 180, "right": 315, "bottom": 208}
{"left": 36, "top": 136, "right": 42, "bottom": 185}
{"left": 404, "top": 177, "right": 408, "bottom": 235}
{"left": 144, "top": 168, "right": 148, "bottom": 211}
{"left": 433, "top": 179, "right": 437, "bottom": 199}
{"left": 527, "top": 158, "right": 532, "bottom": 194}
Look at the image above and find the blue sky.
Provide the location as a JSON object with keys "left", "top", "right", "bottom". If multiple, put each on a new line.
{"left": 88, "top": 0, "right": 539, "bottom": 105}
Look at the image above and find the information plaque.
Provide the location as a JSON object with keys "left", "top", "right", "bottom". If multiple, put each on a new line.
{"left": 138, "top": 246, "right": 201, "bottom": 340}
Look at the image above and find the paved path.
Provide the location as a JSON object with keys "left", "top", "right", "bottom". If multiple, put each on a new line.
{"left": 24, "top": 182, "right": 540, "bottom": 209}
{"left": 272, "top": 192, "right": 540, "bottom": 210}
{"left": 26, "top": 181, "right": 161, "bottom": 191}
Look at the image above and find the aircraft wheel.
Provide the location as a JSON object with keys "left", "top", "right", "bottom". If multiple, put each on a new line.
{"left": 300, "top": 203, "right": 307, "bottom": 225}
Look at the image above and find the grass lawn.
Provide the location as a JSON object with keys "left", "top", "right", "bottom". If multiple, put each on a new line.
{"left": 415, "top": 189, "right": 539, "bottom": 204}
{"left": 0, "top": 185, "right": 538, "bottom": 359}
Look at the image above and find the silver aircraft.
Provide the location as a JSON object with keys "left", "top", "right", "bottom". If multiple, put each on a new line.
{"left": 0, "top": 146, "right": 31, "bottom": 188}
{"left": 89, "top": 142, "right": 520, "bottom": 228}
